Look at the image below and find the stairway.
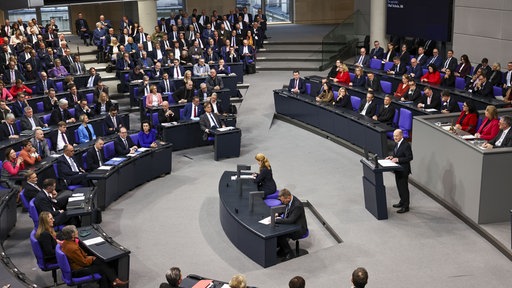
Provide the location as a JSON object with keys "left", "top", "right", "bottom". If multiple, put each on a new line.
{"left": 255, "top": 41, "right": 324, "bottom": 71}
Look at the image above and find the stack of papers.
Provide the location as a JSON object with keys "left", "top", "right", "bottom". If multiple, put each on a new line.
{"left": 97, "top": 166, "right": 113, "bottom": 170}
{"left": 259, "top": 216, "right": 271, "bottom": 225}
{"left": 230, "top": 175, "right": 254, "bottom": 180}
{"left": 69, "top": 196, "right": 85, "bottom": 202}
{"left": 217, "top": 126, "right": 235, "bottom": 132}
{"left": 83, "top": 237, "right": 104, "bottom": 245}
{"left": 377, "top": 159, "right": 400, "bottom": 167}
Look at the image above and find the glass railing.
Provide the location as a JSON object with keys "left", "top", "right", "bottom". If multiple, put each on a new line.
{"left": 320, "top": 10, "right": 370, "bottom": 70}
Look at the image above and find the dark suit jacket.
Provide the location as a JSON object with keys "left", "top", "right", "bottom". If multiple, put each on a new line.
{"left": 392, "top": 140, "right": 413, "bottom": 174}
{"left": 408, "top": 88, "right": 422, "bottom": 105}
{"left": 11, "top": 100, "right": 28, "bottom": 117}
{"left": 288, "top": 77, "right": 306, "bottom": 94}
{"left": 365, "top": 77, "right": 381, "bottom": 92}
{"left": 104, "top": 114, "right": 123, "bottom": 135}
{"left": 420, "top": 94, "right": 442, "bottom": 110}
{"left": 488, "top": 128, "right": 512, "bottom": 148}
{"left": 442, "top": 57, "right": 458, "bottom": 72}
{"left": 183, "top": 103, "right": 204, "bottom": 119}
{"left": 74, "top": 104, "right": 95, "bottom": 119}
{"left": 407, "top": 65, "right": 423, "bottom": 80}
{"left": 376, "top": 105, "right": 395, "bottom": 124}
{"left": 199, "top": 112, "right": 224, "bottom": 131}
{"left": 441, "top": 99, "right": 460, "bottom": 113}
{"left": 114, "top": 135, "right": 136, "bottom": 156}
{"left": 390, "top": 63, "right": 407, "bottom": 76}
{"left": 275, "top": 195, "right": 308, "bottom": 239}
{"left": 23, "top": 182, "right": 41, "bottom": 204}
{"left": 0, "top": 122, "right": 19, "bottom": 140}
{"left": 253, "top": 167, "right": 277, "bottom": 197}
{"left": 474, "top": 81, "right": 493, "bottom": 98}
{"left": 173, "top": 87, "right": 195, "bottom": 103}
{"left": 93, "top": 100, "right": 113, "bottom": 116}
{"left": 158, "top": 109, "right": 177, "bottom": 124}
{"left": 20, "top": 115, "right": 44, "bottom": 131}
{"left": 369, "top": 47, "right": 384, "bottom": 59}
{"left": 358, "top": 100, "right": 377, "bottom": 117}
{"left": 49, "top": 108, "right": 74, "bottom": 126}
{"left": 35, "top": 78, "right": 56, "bottom": 94}
{"left": 334, "top": 95, "right": 352, "bottom": 110}
{"left": 43, "top": 96, "right": 59, "bottom": 112}
{"left": 354, "top": 54, "right": 370, "bottom": 67}
{"left": 56, "top": 155, "right": 84, "bottom": 181}
{"left": 2, "top": 69, "right": 25, "bottom": 84}
{"left": 85, "top": 146, "right": 105, "bottom": 171}
{"left": 34, "top": 190, "right": 66, "bottom": 218}
{"left": 50, "top": 130, "right": 75, "bottom": 151}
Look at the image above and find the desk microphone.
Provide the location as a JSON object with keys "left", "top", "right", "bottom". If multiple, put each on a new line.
{"left": 234, "top": 208, "right": 238, "bottom": 214}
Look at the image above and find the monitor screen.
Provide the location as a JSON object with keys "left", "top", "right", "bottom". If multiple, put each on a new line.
{"left": 386, "top": 0, "right": 454, "bottom": 41}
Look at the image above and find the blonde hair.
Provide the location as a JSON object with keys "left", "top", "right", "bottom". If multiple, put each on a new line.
{"left": 229, "top": 274, "right": 247, "bottom": 288}
{"left": 255, "top": 153, "right": 271, "bottom": 171}
{"left": 35, "top": 211, "right": 56, "bottom": 239}
{"left": 485, "top": 105, "right": 498, "bottom": 119}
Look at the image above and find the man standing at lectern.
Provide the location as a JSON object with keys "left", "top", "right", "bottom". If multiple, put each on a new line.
{"left": 275, "top": 188, "right": 308, "bottom": 261}
{"left": 386, "top": 129, "right": 413, "bottom": 213}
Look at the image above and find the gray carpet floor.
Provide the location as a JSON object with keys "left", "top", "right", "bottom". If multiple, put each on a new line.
{"left": 3, "top": 25, "right": 512, "bottom": 288}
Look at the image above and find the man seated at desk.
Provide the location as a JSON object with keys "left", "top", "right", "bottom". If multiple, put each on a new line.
{"left": 114, "top": 127, "right": 138, "bottom": 156}
{"left": 32, "top": 128, "right": 51, "bottom": 158}
{"left": 75, "top": 98, "right": 95, "bottom": 119}
{"left": 34, "top": 178, "right": 75, "bottom": 226}
{"left": 43, "top": 88, "right": 59, "bottom": 112}
{"left": 288, "top": 70, "right": 306, "bottom": 94}
{"left": 440, "top": 90, "right": 460, "bottom": 114}
{"left": 19, "top": 139, "right": 42, "bottom": 166}
{"left": 86, "top": 137, "right": 106, "bottom": 171}
{"left": 275, "top": 188, "right": 308, "bottom": 261}
{"left": 373, "top": 95, "right": 395, "bottom": 125}
{"left": 199, "top": 102, "right": 225, "bottom": 140}
{"left": 210, "top": 93, "right": 224, "bottom": 115}
{"left": 104, "top": 106, "right": 124, "bottom": 135}
{"left": 23, "top": 171, "right": 41, "bottom": 204}
{"left": 183, "top": 96, "right": 204, "bottom": 121}
{"left": 197, "top": 83, "right": 211, "bottom": 101}
{"left": 57, "top": 144, "right": 89, "bottom": 186}
{"left": 50, "top": 99, "right": 76, "bottom": 126}
{"left": 159, "top": 73, "right": 175, "bottom": 94}
{"left": 359, "top": 92, "right": 377, "bottom": 117}
{"left": 482, "top": 116, "right": 512, "bottom": 149}
{"left": 193, "top": 57, "right": 210, "bottom": 77}
{"left": 158, "top": 101, "right": 177, "bottom": 124}
{"left": 51, "top": 121, "right": 75, "bottom": 152}
{"left": 0, "top": 99, "right": 12, "bottom": 121}
{"left": 160, "top": 267, "right": 182, "bottom": 288}
{"left": 173, "top": 80, "right": 195, "bottom": 104}
{"left": 417, "top": 86, "right": 441, "bottom": 110}
{"left": 0, "top": 113, "right": 20, "bottom": 140}
{"left": 205, "top": 68, "right": 224, "bottom": 92}
{"left": 21, "top": 106, "right": 47, "bottom": 131}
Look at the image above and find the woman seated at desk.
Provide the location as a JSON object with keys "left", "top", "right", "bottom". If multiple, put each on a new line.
{"left": 454, "top": 54, "right": 471, "bottom": 79}
{"left": 36, "top": 211, "right": 60, "bottom": 264}
{"left": 251, "top": 153, "right": 277, "bottom": 198}
{"left": 60, "top": 225, "right": 128, "bottom": 288}
{"left": 454, "top": 101, "right": 478, "bottom": 134}
{"left": 333, "top": 87, "right": 353, "bottom": 110}
{"left": 331, "top": 64, "right": 350, "bottom": 85}
{"left": 137, "top": 120, "right": 158, "bottom": 148}
{"left": 420, "top": 64, "right": 441, "bottom": 85}
{"left": 349, "top": 67, "right": 365, "bottom": 88}
{"left": 440, "top": 68, "right": 455, "bottom": 88}
{"left": 0, "top": 81, "right": 13, "bottom": 101}
{"left": 77, "top": 114, "right": 96, "bottom": 144}
{"left": 94, "top": 92, "right": 113, "bottom": 115}
{"left": 145, "top": 85, "right": 163, "bottom": 109}
{"left": 475, "top": 105, "right": 500, "bottom": 140}
{"left": 9, "top": 79, "right": 33, "bottom": 97}
{"left": 316, "top": 82, "right": 333, "bottom": 103}
{"left": 1, "top": 147, "right": 24, "bottom": 189}
{"left": 393, "top": 74, "right": 410, "bottom": 100}
{"left": 19, "top": 140, "right": 41, "bottom": 166}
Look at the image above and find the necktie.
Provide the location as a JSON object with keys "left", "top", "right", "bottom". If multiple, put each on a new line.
{"left": 43, "top": 80, "right": 47, "bottom": 91}
{"left": 358, "top": 56, "right": 363, "bottom": 65}
{"left": 123, "top": 138, "right": 128, "bottom": 148}
{"left": 189, "top": 32, "right": 193, "bottom": 41}
{"left": 49, "top": 33, "right": 53, "bottom": 40}
{"left": 194, "top": 23, "right": 199, "bottom": 32}
{"left": 394, "top": 143, "right": 399, "bottom": 154}
{"left": 444, "top": 58, "right": 449, "bottom": 68}
{"left": 231, "top": 36, "right": 236, "bottom": 46}
{"left": 76, "top": 63, "right": 82, "bottom": 74}
{"left": 431, "top": 56, "right": 436, "bottom": 64}
{"left": 175, "top": 67, "right": 180, "bottom": 78}
{"left": 496, "top": 130, "right": 508, "bottom": 146}
{"left": 396, "top": 64, "right": 399, "bottom": 73}
{"left": 88, "top": 76, "right": 94, "bottom": 87}
{"left": 62, "top": 132, "right": 68, "bottom": 144}
{"left": 141, "top": 34, "right": 145, "bottom": 42}
{"left": 208, "top": 113, "right": 218, "bottom": 127}
{"left": 10, "top": 70, "right": 15, "bottom": 83}
{"left": 68, "top": 157, "right": 79, "bottom": 172}
{"left": 68, "top": 56, "right": 73, "bottom": 65}
{"left": 193, "top": 106, "right": 197, "bottom": 117}
{"left": 112, "top": 116, "right": 117, "bottom": 127}
{"left": 37, "top": 141, "right": 43, "bottom": 157}
{"left": 165, "top": 80, "right": 169, "bottom": 92}
{"left": 8, "top": 124, "right": 14, "bottom": 136}
{"left": 225, "top": 21, "right": 231, "bottom": 31}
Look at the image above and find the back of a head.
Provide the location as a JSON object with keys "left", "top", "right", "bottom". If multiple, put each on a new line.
{"left": 352, "top": 267, "right": 368, "bottom": 288}
{"left": 229, "top": 274, "right": 247, "bottom": 288}
{"left": 165, "top": 267, "right": 181, "bottom": 287}
{"left": 288, "top": 276, "right": 305, "bottom": 288}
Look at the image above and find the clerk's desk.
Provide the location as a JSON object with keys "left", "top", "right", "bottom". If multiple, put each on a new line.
{"left": 274, "top": 89, "right": 394, "bottom": 157}
{"left": 219, "top": 171, "right": 300, "bottom": 268}
{"left": 87, "top": 142, "right": 173, "bottom": 210}
{"left": 344, "top": 64, "right": 507, "bottom": 111}
{"left": 411, "top": 110, "right": 512, "bottom": 224}
{"left": 77, "top": 225, "right": 131, "bottom": 286}
{"left": 181, "top": 274, "right": 257, "bottom": 288}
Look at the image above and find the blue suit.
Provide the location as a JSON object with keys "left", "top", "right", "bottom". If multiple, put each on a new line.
{"left": 425, "top": 55, "right": 443, "bottom": 70}
{"left": 35, "top": 78, "right": 56, "bottom": 94}
{"left": 407, "top": 65, "right": 423, "bottom": 81}
{"left": 183, "top": 102, "right": 204, "bottom": 120}
{"left": 288, "top": 77, "right": 306, "bottom": 94}
{"left": 77, "top": 124, "right": 96, "bottom": 143}
{"left": 93, "top": 28, "right": 106, "bottom": 47}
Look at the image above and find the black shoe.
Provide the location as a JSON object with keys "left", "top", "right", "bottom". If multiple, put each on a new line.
{"left": 277, "top": 248, "right": 286, "bottom": 257}
{"left": 392, "top": 203, "right": 403, "bottom": 208}
{"left": 397, "top": 207, "right": 409, "bottom": 213}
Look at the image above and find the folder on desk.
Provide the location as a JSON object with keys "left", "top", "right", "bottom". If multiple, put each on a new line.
{"left": 104, "top": 157, "right": 127, "bottom": 165}
{"left": 192, "top": 280, "right": 213, "bottom": 288}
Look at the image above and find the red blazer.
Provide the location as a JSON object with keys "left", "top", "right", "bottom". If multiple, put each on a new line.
{"left": 421, "top": 71, "right": 441, "bottom": 85}
{"left": 456, "top": 111, "right": 478, "bottom": 134}
{"left": 335, "top": 71, "right": 350, "bottom": 85}
{"left": 9, "top": 85, "right": 32, "bottom": 96}
{"left": 476, "top": 118, "right": 499, "bottom": 140}
{"left": 393, "top": 83, "right": 410, "bottom": 99}
{"left": 0, "top": 88, "right": 13, "bottom": 101}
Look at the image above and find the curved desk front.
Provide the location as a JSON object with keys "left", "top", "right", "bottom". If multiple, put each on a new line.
{"left": 218, "top": 171, "right": 300, "bottom": 268}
